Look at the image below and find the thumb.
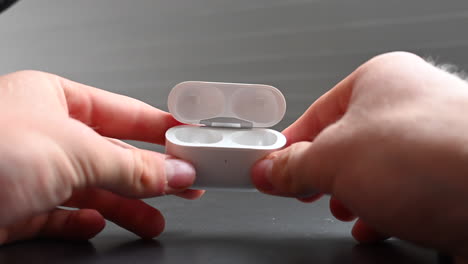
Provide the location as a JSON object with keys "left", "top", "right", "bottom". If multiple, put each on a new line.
{"left": 95, "top": 147, "right": 196, "bottom": 198}
{"left": 251, "top": 123, "right": 346, "bottom": 198}
{"left": 66, "top": 122, "right": 196, "bottom": 198}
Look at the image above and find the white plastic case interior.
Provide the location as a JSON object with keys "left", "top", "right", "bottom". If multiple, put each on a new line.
{"left": 165, "top": 81, "right": 287, "bottom": 190}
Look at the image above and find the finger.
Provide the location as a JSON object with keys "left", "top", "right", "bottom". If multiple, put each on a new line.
{"left": 0, "top": 209, "right": 105, "bottom": 245}
{"left": 59, "top": 77, "right": 180, "bottom": 145}
{"left": 175, "top": 189, "right": 205, "bottom": 200}
{"left": 39, "top": 209, "right": 105, "bottom": 240}
{"left": 65, "top": 121, "right": 196, "bottom": 197}
{"left": 251, "top": 129, "right": 347, "bottom": 197}
{"left": 103, "top": 138, "right": 203, "bottom": 200}
{"left": 251, "top": 63, "right": 360, "bottom": 196}
{"left": 329, "top": 197, "right": 357, "bottom": 222}
{"left": 252, "top": 53, "right": 416, "bottom": 197}
{"left": 282, "top": 69, "right": 356, "bottom": 146}
{"left": 351, "top": 218, "right": 390, "bottom": 243}
{"left": 64, "top": 189, "right": 165, "bottom": 239}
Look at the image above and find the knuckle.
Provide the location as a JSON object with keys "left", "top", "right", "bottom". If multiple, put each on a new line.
{"left": 0, "top": 70, "right": 64, "bottom": 99}
{"left": 353, "top": 51, "right": 428, "bottom": 94}
{"left": 5, "top": 70, "right": 50, "bottom": 79}
{"left": 126, "top": 149, "right": 165, "bottom": 196}
{"left": 361, "top": 51, "right": 424, "bottom": 74}
{"left": 126, "top": 150, "right": 146, "bottom": 195}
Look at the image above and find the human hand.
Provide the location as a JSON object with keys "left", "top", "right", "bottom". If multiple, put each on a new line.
{"left": 0, "top": 71, "right": 203, "bottom": 244}
{"left": 251, "top": 52, "right": 468, "bottom": 259}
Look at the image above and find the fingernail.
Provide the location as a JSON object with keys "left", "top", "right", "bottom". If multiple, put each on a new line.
{"left": 252, "top": 159, "right": 274, "bottom": 192}
{"left": 165, "top": 159, "right": 196, "bottom": 189}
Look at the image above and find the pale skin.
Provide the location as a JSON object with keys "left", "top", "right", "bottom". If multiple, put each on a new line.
{"left": 0, "top": 52, "right": 467, "bottom": 261}
{"left": 251, "top": 52, "right": 468, "bottom": 262}
{"left": 0, "top": 70, "right": 204, "bottom": 243}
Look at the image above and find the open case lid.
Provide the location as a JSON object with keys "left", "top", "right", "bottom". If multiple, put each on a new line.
{"left": 168, "top": 81, "right": 286, "bottom": 128}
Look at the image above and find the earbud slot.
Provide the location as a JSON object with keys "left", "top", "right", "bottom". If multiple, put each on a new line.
{"left": 174, "top": 127, "right": 223, "bottom": 144}
{"left": 231, "top": 130, "right": 278, "bottom": 147}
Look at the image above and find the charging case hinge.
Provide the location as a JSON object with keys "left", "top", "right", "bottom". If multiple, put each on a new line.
{"left": 200, "top": 117, "right": 253, "bottom": 128}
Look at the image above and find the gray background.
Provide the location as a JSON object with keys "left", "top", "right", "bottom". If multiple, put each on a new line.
{"left": 0, "top": 0, "right": 464, "bottom": 263}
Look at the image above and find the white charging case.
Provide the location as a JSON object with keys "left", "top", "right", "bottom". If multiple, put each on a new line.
{"left": 165, "top": 81, "right": 287, "bottom": 190}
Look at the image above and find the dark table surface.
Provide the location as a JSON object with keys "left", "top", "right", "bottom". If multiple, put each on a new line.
{"left": 1, "top": 0, "right": 467, "bottom": 263}
{"left": 0, "top": 193, "right": 444, "bottom": 264}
